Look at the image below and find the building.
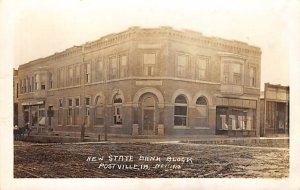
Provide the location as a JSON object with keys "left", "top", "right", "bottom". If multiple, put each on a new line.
{"left": 260, "top": 83, "right": 289, "bottom": 137}
{"left": 13, "top": 26, "right": 262, "bottom": 138}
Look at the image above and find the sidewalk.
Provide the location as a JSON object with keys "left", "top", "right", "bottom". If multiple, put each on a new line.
{"left": 22, "top": 130, "right": 289, "bottom": 148}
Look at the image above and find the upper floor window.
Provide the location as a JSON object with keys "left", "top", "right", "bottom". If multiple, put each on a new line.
{"left": 40, "top": 73, "right": 47, "bottom": 90}
{"left": 68, "top": 98, "right": 73, "bottom": 107}
{"left": 68, "top": 66, "right": 73, "bottom": 86}
{"left": 86, "top": 63, "right": 91, "bottom": 83}
{"left": 222, "top": 61, "right": 242, "bottom": 85}
{"left": 95, "top": 60, "right": 103, "bottom": 82}
{"left": 109, "top": 56, "right": 118, "bottom": 79}
{"left": 57, "top": 68, "right": 64, "bottom": 88}
{"left": 85, "top": 97, "right": 91, "bottom": 106}
{"left": 58, "top": 98, "right": 63, "bottom": 107}
{"left": 174, "top": 95, "right": 188, "bottom": 126}
{"left": 120, "top": 55, "right": 128, "bottom": 78}
{"left": 143, "top": 53, "right": 156, "bottom": 76}
{"left": 74, "top": 65, "right": 81, "bottom": 85}
{"left": 75, "top": 98, "right": 80, "bottom": 106}
{"left": 49, "top": 73, "right": 53, "bottom": 89}
{"left": 177, "top": 55, "right": 188, "bottom": 77}
{"left": 249, "top": 66, "right": 256, "bottom": 87}
{"left": 197, "top": 58, "right": 208, "bottom": 80}
{"left": 31, "top": 76, "right": 35, "bottom": 91}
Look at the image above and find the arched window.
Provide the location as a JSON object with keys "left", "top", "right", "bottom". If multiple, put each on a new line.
{"left": 113, "top": 95, "right": 122, "bottom": 125}
{"left": 94, "top": 95, "right": 104, "bottom": 125}
{"left": 174, "top": 95, "right": 188, "bottom": 126}
{"left": 196, "top": 96, "right": 208, "bottom": 126}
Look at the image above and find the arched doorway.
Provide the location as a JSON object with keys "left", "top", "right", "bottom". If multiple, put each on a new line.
{"left": 141, "top": 94, "right": 157, "bottom": 135}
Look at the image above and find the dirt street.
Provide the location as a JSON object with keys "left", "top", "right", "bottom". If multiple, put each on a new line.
{"left": 14, "top": 141, "right": 289, "bottom": 178}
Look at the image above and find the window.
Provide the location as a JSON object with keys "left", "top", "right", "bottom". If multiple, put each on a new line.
{"left": 143, "top": 53, "right": 156, "bottom": 76}
{"left": 16, "top": 83, "right": 19, "bottom": 98}
{"left": 31, "top": 76, "right": 34, "bottom": 91}
{"left": 28, "top": 77, "right": 31, "bottom": 92}
{"left": 68, "top": 66, "right": 73, "bottom": 86}
{"left": 59, "top": 99, "right": 63, "bottom": 107}
{"left": 177, "top": 55, "right": 188, "bottom": 77}
{"left": 67, "top": 98, "right": 74, "bottom": 125}
{"left": 94, "top": 95, "right": 104, "bottom": 125}
{"left": 68, "top": 99, "right": 73, "bottom": 107}
{"left": 197, "top": 58, "right": 208, "bottom": 80}
{"left": 109, "top": 56, "right": 118, "bottom": 79}
{"left": 249, "top": 66, "right": 256, "bottom": 87}
{"left": 95, "top": 60, "right": 103, "bottom": 81}
{"left": 174, "top": 95, "right": 188, "bottom": 126}
{"left": 38, "top": 74, "right": 47, "bottom": 90}
{"left": 113, "top": 95, "right": 122, "bottom": 125}
{"left": 86, "top": 63, "right": 91, "bottom": 83}
{"left": 24, "top": 78, "right": 27, "bottom": 92}
{"left": 222, "top": 61, "right": 242, "bottom": 85}
{"left": 232, "top": 63, "right": 241, "bottom": 84}
{"left": 120, "top": 55, "right": 128, "bottom": 78}
{"left": 85, "top": 97, "right": 90, "bottom": 106}
{"left": 49, "top": 73, "right": 53, "bottom": 89}
{"left": 75, "top": 98, "right": 80, "bottom": 106}
{"left": 57, "top": 68, "right": 64, "bottom": 88}
{"left": 75, "top": 65, "right": 81, "bottom": 85}
{"left": 196, "top": 96, "right": 208, "bottom": 127}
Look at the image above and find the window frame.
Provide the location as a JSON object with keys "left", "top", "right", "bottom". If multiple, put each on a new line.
{"left": 143, "top": 53, "right": 156, "bottom": 76}
{"left": 174, "top": 95, "right": 188, "bottom": 127}
{"left": 196, "top": 57, "right": 209, "bottom": 80}
{"left": 176, "top": 54, "right": 189, "bottom": 78}
{"left": 113, "top": 95, "right": 123, "bottom": 125}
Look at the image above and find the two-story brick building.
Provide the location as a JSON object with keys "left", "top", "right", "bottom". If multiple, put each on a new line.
{"left": 13, "top": 26, "right": 261, "bottom": 137}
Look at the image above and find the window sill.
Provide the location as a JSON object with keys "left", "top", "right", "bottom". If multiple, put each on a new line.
{"left": 94, "top": 125, "right": 104, "bottom": 128}
{"left": 194, "top": 127, "right": 210, "bottom": 129}
{"left": 173, "top": 126, "right": 189, "bottom": 129}
{"left": 110, "top": 125, "right": 123, "bottom": 128}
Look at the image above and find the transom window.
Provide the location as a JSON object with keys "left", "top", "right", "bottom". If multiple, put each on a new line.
{"left": 174, "top": 95, "right": 188, "bottom": 126}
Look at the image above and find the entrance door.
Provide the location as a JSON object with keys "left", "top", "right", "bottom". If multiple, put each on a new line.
{"left": 142, "top": 96, "right": 156, "bottom": 135}
{"left": 143, "top": 109, "right": 154, "bottom": 135}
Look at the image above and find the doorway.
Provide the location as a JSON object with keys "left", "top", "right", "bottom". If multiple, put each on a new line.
{"left": 142, "top": 95, "right": 156, "bottom": 135}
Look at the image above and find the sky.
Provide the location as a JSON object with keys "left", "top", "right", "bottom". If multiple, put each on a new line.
{"left": 7, "top": 0, "right": 295, "bottom": 88}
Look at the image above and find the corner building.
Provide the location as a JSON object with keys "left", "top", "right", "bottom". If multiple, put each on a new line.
{"left": 15, "top": 27, "right": 262, "bottom": 137}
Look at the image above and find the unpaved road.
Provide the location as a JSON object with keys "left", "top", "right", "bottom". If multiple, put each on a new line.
{"left": 14, "top": 141, "right": 288, "bottom": 178}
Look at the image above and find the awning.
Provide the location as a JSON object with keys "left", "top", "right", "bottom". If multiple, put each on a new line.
{"left": 21, "top": 101, "right": 44, "bottom": 106}
{"left": 38, "top": 117, "right": 45, "bottom": 126}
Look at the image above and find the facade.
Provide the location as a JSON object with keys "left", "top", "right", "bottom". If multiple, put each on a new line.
{"left": 260, "top": 83, "right": 289, "bottom": 137}
{"left": 13, "top": 26, "right": 262, "bottom": 137}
